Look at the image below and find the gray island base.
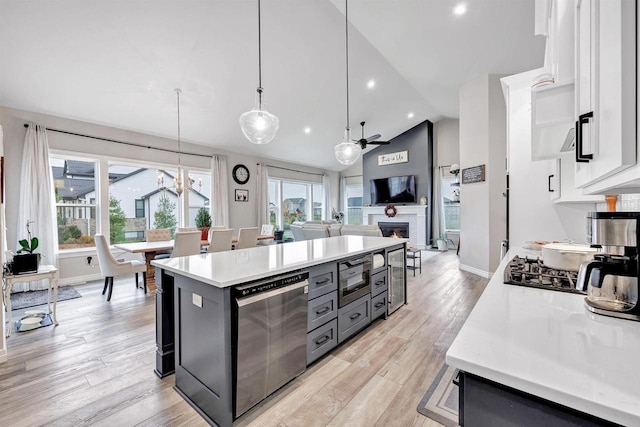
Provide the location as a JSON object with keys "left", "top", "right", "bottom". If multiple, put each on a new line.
{"left": 151, "top": 236, "right": 408, "bottom": 426}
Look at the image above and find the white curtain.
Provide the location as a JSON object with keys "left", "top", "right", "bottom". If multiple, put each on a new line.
{"left": 322, "top": 174, "right": 332, "bottom": 221}
{"left": 16, "top": 124, "right": 58, "bottom": 291}
{"left": 256, "top": 163, "right": 269, "bottom": 226}
{"left": 432, "top": 166, "right": 444, "bottom": 247}
{"left": 339, "top": 176, "right": 347, "bottom": 213}
{"left": 211, "top": 156, "right": 229, "bottom": 228}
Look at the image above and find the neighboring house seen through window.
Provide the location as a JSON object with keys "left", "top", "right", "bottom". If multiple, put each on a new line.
{"left": 268, "top": 178, "right": 324, "bottom": 239}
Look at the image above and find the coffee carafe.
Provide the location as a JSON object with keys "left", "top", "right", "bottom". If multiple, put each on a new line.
{"left": 576, "top": 212, "right": 640, "bottom": 321}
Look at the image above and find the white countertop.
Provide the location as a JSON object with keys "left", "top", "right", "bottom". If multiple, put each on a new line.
{"left": 151, "top": 235, "right": 406, "bottom": 288}
{"left": 446, "top": 247, "right": 640, "bottom": 426}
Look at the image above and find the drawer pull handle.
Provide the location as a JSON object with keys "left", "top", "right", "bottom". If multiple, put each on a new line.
{"left": 374, "top": 301, "right": 385, "bottom": 309}
{"left": 349, "top": 312, "right": 361, "bottom": 320}
{"left": 375, "top": 280, "right": 385, "bottom": 286}
{"left": 315, "top": 335, "right": 330, "bottom": 345}
{"left": 315, "top": 306, "right": 331, "bottom": 315}
{"left": 315, "top": 278, "right": 331, "bottom": 285}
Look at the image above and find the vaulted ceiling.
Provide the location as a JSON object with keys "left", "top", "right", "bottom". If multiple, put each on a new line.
{"left": 0, "top": 0, "right": 545, "bottom": 171}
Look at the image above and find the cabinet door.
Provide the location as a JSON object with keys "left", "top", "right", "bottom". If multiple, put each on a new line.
{"left": 574, "top": 0, "right": 636, "bottom": 187}
{"left": 548, "top": 159, "right": 560, "bottom": 201}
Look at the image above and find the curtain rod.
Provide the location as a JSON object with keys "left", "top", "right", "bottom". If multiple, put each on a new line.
{"left": 24, "top": 123, "right": 213, "bottom": 159}
{"left": 342, "top": 174, "right": 362, "bottom": 178}
{"left": 259, "top": 163, "right": 324, "bottom": 176}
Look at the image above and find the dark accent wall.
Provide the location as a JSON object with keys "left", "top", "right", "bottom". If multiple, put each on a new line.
{"left": 363, "top": 120, "right": 433, "bottom": 245}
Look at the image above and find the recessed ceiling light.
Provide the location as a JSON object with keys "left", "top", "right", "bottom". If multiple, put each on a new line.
{"left": 453, "top": 4, "right": 467, "bottom": 15}
{"left": 367, "top": 79, "right": 376, "bottom": 89}
{"left": 407, "top": 112, "right": 414, "bottom": 119}
{"left": 304, "top": 127, "right": 311, "bottom": 134}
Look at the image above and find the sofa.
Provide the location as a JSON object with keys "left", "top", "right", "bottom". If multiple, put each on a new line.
{"left": 289, "top": 221, "right": 382, "bottom": 241}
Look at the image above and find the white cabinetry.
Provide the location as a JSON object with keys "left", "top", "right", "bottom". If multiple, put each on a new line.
{"left": 548, "top": 159, "right": 560, "bottom": 201}
{"left": 574, "top": 0, "right": 636, "bottom": 188}
{"left": 549, "top": 155, "right": 603, "bottom": 203}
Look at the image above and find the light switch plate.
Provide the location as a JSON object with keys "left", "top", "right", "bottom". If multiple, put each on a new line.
{"left": 192, "top": 293, "right": 203, "bottom": 308}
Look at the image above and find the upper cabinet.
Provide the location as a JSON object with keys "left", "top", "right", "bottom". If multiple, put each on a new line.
{"left": 573, "top": 0, "right": 636, "bottom": 188}
{"left": 531, "top": 0, "right": 576, "bottom": 160}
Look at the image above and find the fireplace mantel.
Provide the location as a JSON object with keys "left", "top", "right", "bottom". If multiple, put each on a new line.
{"left": 362, "top": 205, "right": 428, "bottom": 249}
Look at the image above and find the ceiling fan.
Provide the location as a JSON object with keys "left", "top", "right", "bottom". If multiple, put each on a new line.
{"left": 354, "top": 121, "right": 390, "bottom": 149}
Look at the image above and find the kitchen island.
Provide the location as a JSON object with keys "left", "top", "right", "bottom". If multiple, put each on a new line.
{"left": 152, "top": 235, "right": 407, "bottom": 426}
{"left": 447, "top": 248, "right": 640, "bottom": 426}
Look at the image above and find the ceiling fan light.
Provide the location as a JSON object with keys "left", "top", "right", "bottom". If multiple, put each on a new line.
{"left": 334, "top": 128, "right": 361, "bottom": 165}
{"left": 239, "top": 90, "right": 280, "bottom": 145}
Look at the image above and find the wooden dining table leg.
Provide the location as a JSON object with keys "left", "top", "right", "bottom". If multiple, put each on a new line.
{"left": 144, "top": 251, "right": 158, "bottom": 293}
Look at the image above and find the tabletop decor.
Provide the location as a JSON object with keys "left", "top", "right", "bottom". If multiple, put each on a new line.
{"left": 13, "top": 220, "right": 40, "bottom": 274}
{"left": 195, "top": 207, "right": 212, "bottom": 240}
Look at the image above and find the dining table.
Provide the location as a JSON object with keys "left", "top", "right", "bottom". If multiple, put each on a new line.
{"left": 113, "top": 235, "right": 274, "bottom": 292}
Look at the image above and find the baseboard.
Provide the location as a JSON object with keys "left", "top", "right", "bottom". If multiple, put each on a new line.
{"left": 58, "top": 273, "right": 103, "bottom": 286}
{"left": 459, "top": 263, "right": 493, "bottom": 279}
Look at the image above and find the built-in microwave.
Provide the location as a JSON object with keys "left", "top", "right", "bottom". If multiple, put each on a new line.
{"left": 338, "top": 254, "right": 372, "bottom": 308}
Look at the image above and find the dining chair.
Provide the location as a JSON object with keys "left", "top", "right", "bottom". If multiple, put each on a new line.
{"left": 235, "top": 227, "right": 259, "bottom": 249}
{"left": 146, "top": 228, "right": 172, "bottom": 258}
{"left": 171, "top": 231, "right": 202, "bottom": 258}
{"left": 177, "top": 227, "right": 198, "bottom": 232}
{"left": 208, "top": 229, "right": 234, "bottom": 253}
{"left": 257, "top": 224, "right": 275, "bottom": 246}
{"left": 94, "top": 234, "right": 147, "bottom": 301}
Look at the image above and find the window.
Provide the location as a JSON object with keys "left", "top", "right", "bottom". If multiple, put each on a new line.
{"left": 186, "top": 171, "right": 212, "bottom": 227}
{"left": 441, "top": 166, "right": 460, "bottom": 231}
{"left": 51, "top": 156, "right": 98, "bottom": 249}
{"left": 135, "top": 199, "right": 145, "bottom": 218}
{"left": 268, "top": 178, "right": 324, "bottom": 238}
{"left": 344, "top": 183, "right": 363, "bottom": 225}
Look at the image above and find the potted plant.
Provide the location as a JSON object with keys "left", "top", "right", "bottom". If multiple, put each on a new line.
{"left": 433, "top": 235, "right": 449, "bottom": 252}
{"left": 450, "top": 163, "right": 460, "bottom": 183}
{"left": 273, "top": 225, "right": 284, "bottom": 242}
{"left": 195, "top": 207, "right": 212, "bottom": 240}
{"left": 14, "top": 221, "right": 40, "bottom": 274}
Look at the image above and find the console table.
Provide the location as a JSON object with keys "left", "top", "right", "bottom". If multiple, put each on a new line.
{"left": 3, "top": 265, "right": 59, "bottom": 337}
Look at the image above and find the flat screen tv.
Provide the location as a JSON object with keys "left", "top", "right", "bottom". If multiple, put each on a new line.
{"left": 370, "top": 175, "right": 416, "bottom": 205}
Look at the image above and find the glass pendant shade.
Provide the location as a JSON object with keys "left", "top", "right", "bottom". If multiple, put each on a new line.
{"left": 334, "top": 128, "right": 361, "bottom": 165}
{"left": 240, "top": 90, "right": 279, "bottom": 145}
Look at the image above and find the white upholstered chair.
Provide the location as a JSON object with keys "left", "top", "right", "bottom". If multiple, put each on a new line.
{"left": 145, "top": 228, "right": 171, "bottom": 242}
{"left": 257, "top": 224, "right": 275, "bottom": 246}
{"left": 208, "top": 229, "right": 234, "bottom": 253}
{"left": 94, "top": 234, "right": 147, "bottom": 301}
{"left": 235, "top": 227, "right": 259, "bottom": 249}
{"left": 177, "top": 227, "right": 198, "bottom": 232}
{"left": 171, "top": 231, "right": 202, "bottom": 258}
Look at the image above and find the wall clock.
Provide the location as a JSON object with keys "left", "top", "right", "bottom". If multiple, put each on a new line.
{"left": 232, "top": 164, "right": 250, "bottom": 185}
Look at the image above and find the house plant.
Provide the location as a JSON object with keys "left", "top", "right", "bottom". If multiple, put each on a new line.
{"left": 14, "top": 221, "right": 40, "bottom": 274}
{"left": 195, "top": 207, "right": 212, "bottom": 240}
{"left": 273, "top": 225, "right": 284, "bottom": 242}
{"left": 433, "top": 235, "right": 449, "bottom": 251}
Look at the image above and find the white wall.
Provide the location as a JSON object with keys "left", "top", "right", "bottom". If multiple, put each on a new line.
{"left": 0, "top": 107, "right": 339, "bottom": 284}
{"left": 458, "top": 74, "right": 507, "bottom": 276}
{"left": 434, "top": 118, "right": 460, "bottom": 167}
{"left": 502, "top": 71, "right": 596, "bottom": 247}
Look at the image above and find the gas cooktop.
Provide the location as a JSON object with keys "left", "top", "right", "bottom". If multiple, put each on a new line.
{"left": 504, "top": 255, "right": 586, "bottom": 294}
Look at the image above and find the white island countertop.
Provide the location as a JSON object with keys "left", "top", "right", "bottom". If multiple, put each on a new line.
{"left": 151, "top": 235, "right": 406, "bottom": 288}
{"left": 446, "top": 247, "right": 640, "bottom": 426}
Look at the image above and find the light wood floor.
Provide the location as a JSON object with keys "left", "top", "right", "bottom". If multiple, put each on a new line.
{"left": 0, "top": 251, "right": 487, "bottom": 427}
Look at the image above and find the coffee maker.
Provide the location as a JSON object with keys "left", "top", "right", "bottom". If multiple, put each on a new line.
{"left": 576, "top": 212, "right": 640, "bottom": 321}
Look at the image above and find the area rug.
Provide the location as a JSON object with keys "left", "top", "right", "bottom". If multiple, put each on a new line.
{"left": 9, "top": 286, "right": 82, "bottom": 311}
{"left": 417, "top": 364, "right": 459, "bottom": 427}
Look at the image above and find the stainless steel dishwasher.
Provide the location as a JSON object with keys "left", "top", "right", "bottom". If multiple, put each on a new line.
{"left": 233, "top": 271, "right": 309, "bottom": 418}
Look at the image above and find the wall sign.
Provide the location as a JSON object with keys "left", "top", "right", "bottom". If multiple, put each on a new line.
{"left": 378, "top": 150, "right": 408, "bottom": 166}
{"left": 461, "top": 165, "right": 486, "bottom": 184}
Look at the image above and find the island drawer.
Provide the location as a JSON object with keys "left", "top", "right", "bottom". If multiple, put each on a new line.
{"left": 307, "top": 318, "right": 338, "bottom": 365}
{"left": 308, "top": 291, "right": 338, "bottom": 332}
{"left": 337, "top": 294, "right": 370, "bottom": 344}
{"left": 371, "top": 270, "right": 387, "bottom": 297}
{"left": 307, "top": 263, "right": 337, "bottom": 300}
{"left": 371, "top": 291, "right": 387, "bottom": 320}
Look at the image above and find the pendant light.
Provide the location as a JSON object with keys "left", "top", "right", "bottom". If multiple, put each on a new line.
{"left": 334, "top": 0, "right": 361, "bottom": 165}
{"left": 239, "top": 0, "right": 279, "bottom": 145}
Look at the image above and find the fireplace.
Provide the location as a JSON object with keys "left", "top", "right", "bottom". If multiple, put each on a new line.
{"left": 378, "top": 222, "right": 409, "bottom": 239}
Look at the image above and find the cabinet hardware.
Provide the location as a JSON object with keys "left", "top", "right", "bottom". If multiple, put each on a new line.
{"left": 375, "top": 280, "right": 385, "bottom": 286}
{"left": 315, "top": 277, "right": 331, "bottom": 285}
{"left": 315, "top": 306, "right": 330, "bottom": 315}
{"left": 350, "top": 312, "right": 361, "bottom": 320}
{"left": 575, "top": 112, "right": 594, "bottom": 163}
{"left": 548, "top": 174, "right": 555, "bottom": 192}
{"left": 374, "top": 301, "right": 385, "bottom": 309}
{"left": 314, "top": 335, "right": 330, "bottom": 345}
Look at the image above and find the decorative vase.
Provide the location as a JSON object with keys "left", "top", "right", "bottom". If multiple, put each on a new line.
{"left": 274, "top": 230, "right": 284, "bottom": 242}
{"left": 200, "top": 227, "right": 210, "bottom": 241}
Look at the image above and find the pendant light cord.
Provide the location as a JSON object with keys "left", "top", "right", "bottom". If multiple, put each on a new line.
{"left": 257, "top": 0, "right": 263, "bottom": 106}
{"left": 176, "top": 89, "right": 182, "bottom": 166}
{"left": 345, "top": 0, "right": 350, "bottom": 130}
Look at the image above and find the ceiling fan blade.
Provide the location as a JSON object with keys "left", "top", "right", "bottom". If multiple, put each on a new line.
{"left": 367, "top": 140, "right": 390, "bottom": 145}
{"left": 365, "top": 134, "right": 382, "bottom": 143}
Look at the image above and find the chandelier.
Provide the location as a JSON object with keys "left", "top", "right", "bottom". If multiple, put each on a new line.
{"left": 157, "top": 89, "right": 201, "bottom": 196}
{"left": 334, "top": 0, "right": 361, "bottom": 165}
